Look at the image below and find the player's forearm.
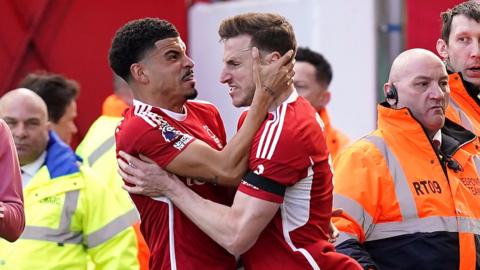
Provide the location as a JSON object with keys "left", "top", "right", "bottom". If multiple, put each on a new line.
{"left": 217, "top": 87, "right": 272, "bottom": 182}
{"left": 166, "top": 180, "right": 249, "bottom": 255}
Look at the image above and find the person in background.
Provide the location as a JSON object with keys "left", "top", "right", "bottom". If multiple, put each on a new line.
{"left": 333, "top": 48, "right": 480, "bottom": 269}
{"left": 0, "top": 119, "right": 24, "bottom": 242}
{"left": 294, "top": 47, "right": 349, "bottom": 160}
{"left": 0, "top": 88, "right": 140, "bottom": 270}
{"left": 102, "top": 74, "right": 134, "bottom": 117}
{"left": 76, "top": 74, "right": 149, "bottom": 270}
{"left": 436, "top": 1, "right": 480, "bottom": 135}
{"left": 19, "top": 72, "right": 79, "bottom": 145}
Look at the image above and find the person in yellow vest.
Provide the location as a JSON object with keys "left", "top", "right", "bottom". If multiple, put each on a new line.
{"left": 76, "top": 75, "right": 150, "bottom": 270}
{"left": 101, "top": 75, "right": 133, "bottom": 117}
{"left": 436, "top": 1, "right": 480, "bottom": 135}
{"left": 294, "top": 47, "right": 349, "bottom": 161}
{"left": 0, "top": 88, "right": 140, "bottom": 269}
{"left": 333, "top": 49, "right": 480, "bottom": 269}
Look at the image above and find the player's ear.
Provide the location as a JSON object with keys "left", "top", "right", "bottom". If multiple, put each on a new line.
{"left": 263, "top": 51, "right": 281, "bottom": 64}
{"left": 130, "top": 63, "right": 149, "bottom": 84}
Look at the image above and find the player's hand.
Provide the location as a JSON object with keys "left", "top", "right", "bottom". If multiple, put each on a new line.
{"left": 252, "top": 47, "right": 294, "bottom": 100}
{"left": 117, "top": 151, "right": 180, "bottom": 197}
{"left": 328, "top": 208, "right": 343, "bottom": 243}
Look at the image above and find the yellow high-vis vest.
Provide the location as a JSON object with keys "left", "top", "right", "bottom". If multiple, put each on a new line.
{"left": 0, "top": 131, "right": 139, "bottom": 269}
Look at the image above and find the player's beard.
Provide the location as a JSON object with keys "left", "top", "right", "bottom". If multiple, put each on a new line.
{"left": 185, "top": 88, "right": 198, "bottom": 100}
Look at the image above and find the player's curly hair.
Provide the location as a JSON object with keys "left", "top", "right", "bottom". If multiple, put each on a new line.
{"left": 109, "top": 18, "right": 179, "bottom": 81}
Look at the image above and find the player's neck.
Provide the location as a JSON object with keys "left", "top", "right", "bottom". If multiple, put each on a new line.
{"left": 269, "top": 85, "right": 294, "bottom": 111}
{"left": 133, "top": 91, "right": 185, "bottom": 113}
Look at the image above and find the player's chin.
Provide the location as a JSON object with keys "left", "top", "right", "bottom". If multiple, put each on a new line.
{"left": 230, "top": 96, "right": 243, "bottom": 108}
{"left": 185, "top": 88, "right": 198, "bottom": 100}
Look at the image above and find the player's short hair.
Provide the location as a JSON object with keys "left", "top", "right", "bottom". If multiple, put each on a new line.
{"left": 441, "top": 1, "right": 480, "bottom": 43}
{"left": 295, "top": 47, "right": 333, "bottom": 87}
{"left": 218, "top": 12, "right": 296, "bottom": 56}
{"left": 109, "top": 18, "right": 180, "bottom": 81}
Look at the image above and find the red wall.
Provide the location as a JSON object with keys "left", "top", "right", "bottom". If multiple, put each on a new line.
{"left": 406, "top": 0, "right": 463, "bottom": 52}
{"left": 0, "top": 0, "right": 189, "bottom": 147}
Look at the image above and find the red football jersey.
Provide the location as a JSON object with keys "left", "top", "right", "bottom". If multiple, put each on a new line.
{"left": 116, "top": 99, "right": 236, "bottom": 270}
{"left": 238, "top": 92, "right": 361, "bottom": 270}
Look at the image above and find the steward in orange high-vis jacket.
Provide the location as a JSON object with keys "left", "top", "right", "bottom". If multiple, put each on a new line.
{"left": 333, "top": 49, "right": 480, "bottom": 270}
{"left": 436, "top": 2, "right": 480, "bottom": 137}
{"left": 445, "top": 73, "right": 480, "bottom": 136}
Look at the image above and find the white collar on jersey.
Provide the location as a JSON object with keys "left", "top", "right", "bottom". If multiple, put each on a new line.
{"left": 133, "top": 99, "right": 188, "bottom": 121}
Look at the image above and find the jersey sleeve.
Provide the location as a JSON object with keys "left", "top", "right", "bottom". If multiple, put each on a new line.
{"left": 116, "top": 112, "right": 195, "bottom": 169}
{"left": 238, "top": 117, "right": 310, "bottom": 204}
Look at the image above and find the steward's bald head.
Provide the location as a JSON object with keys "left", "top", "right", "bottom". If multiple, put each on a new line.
{"left": 0, "top": 88, "right": 48, "bottom": 121}
{"left": 0, "top": 88, "right": 50, "bottom": 165}
{"left": 384, "top": 48, "right": 449, "bottom": 139}
{"left": 388, "top": 49, "right": 445, "bottom": 83}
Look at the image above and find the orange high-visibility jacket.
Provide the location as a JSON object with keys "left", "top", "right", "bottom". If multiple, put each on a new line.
{"left": 318, "top": 108, "right": 349, "bottom": 161}
{"left": 333, "top": 104, "right": 480, "bottom": 270}
{"left": 445, "top": 73, "right": 480, "bottom": 136}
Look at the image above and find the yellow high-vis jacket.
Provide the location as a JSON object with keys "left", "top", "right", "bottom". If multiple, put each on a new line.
{"left": 0, "top": 131, "right": 139, "bottom": 269}
{"left": 76, "top": 115, "right": 150, "bottom": 270}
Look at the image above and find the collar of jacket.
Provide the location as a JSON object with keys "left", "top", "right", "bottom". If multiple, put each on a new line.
{"left": 449, "top": 72, "right": 480, "bottom": 104}
{"left": 317, "top": 108, "right": 332, "bottom": 132}
{"left": 377, "top": 102, "right": 476, "bottom": 158}
{"left": 44, "top": 130, "right": 81, "bottom": 179}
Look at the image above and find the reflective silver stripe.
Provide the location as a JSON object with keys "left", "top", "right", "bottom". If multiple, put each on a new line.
{"left": 21, "top": 190, "right": 82, "bottom": 243}
{"left": 335, "top": 231, "right": 358, "bottom": 247}
{"left": 334, "top": 193, "right": 373, "bottom": 233}
{"left": 458, "top": 216, "right": 480, "bottom": 234}
{"left": 21, "top": 226, "right": 83, "bottom": 244}
{"left": 450, "top": 99, "right": 474, "bottom": 131}
{"left": 368, "top": 216, "right": 480, "bottom": 241}
{"left": 363, "top": 135, "right": 419, "bottom": 220}
{"left": 88, "top": 135, "right": 115, "bottom": 166}
{"left": 59, "top": 190, "right": 80, "bottom": 230}
{"left": 473, "top": 156, "right": 480, "bottom": 175}
{"left": 86, "top": 208, "right": 139, "bottom": 248}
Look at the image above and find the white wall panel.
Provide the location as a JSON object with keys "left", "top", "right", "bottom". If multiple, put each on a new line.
{"left": 189, "top": 0, "right": 376, "bottom": 140}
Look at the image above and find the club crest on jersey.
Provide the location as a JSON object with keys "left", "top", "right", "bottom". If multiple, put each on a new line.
{"left": 203, "top": 125, "right": 223, "bottom": 149}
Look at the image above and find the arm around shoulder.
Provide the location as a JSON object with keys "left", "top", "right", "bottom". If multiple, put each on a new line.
{"left": 165, "top": 179, "right": 279, "bottom": 256}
